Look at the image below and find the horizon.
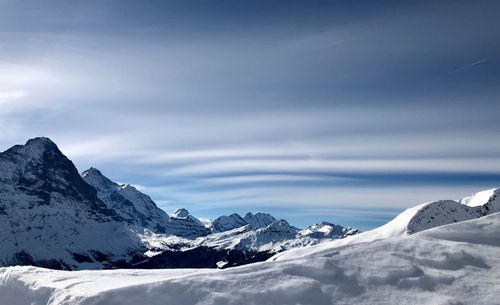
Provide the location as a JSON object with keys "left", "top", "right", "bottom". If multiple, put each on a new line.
{"left": 1, "top": 1, "right": 500, "bottom": 230}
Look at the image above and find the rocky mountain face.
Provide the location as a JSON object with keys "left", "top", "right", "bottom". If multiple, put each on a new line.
{"left": 168, "top": 208, "right": 211, "bottom": 238}
{"left": 243, "top": 212, "right": 276, "bottom": 228}
{"left": 404, "top": 188, "right": 500, "bottom": 235}
{"left": 0, "top": 138, "right": 144, "bottom": 270}
{"left": 81, "top": 167, "right": 170, "bottom": 233}
{"left": 211, "top": 212, "right": 277, "bottom": 232}
{"left": 81, "top": 168, "right": 209, "bottom": 239}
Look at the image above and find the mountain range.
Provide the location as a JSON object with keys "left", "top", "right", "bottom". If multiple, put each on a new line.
{"left": 0, "top": 137, "right": 359, "bottom": 270}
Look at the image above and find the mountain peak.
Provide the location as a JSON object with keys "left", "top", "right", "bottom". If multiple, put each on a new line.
{"left": 243, "top": 212, "right": 276, "bottom": 229}
{"left": 4, "top": 137, "right": 61, "bottom": 161}
{"left": 25, "top": 136, "right": 56, "bottom": 147}
{"left": 212, "top": 213, "right": 247, "bottom": 232}
{"left": 82, "top": 167, "right": 102, "bottom": 175}
{"left": 172, "top": 208, "right": 190, "bottom": 219}
{"left": 81, "top": 167, "right": 117, "bottom": 192}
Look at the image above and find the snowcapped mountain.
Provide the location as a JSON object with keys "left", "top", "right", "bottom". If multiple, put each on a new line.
{"left": 299, "top": 222, "right": 359, "bottom": 239}
{"left": 211, "top": 212, "right": 276, "bottom": 232}
{"left": 82, "top": 168, "right": 209, "bottom": 239}
{"left": 167, "top": 208, "right": 210, "bottom": 238}
{"left": 0, "top": 138, "right": 144, "bottom": 270}
{"left": 139, "top": 218, "right": 358, "bottom": 268}
{"left": 211, "top": 213, "right": 248, "bottom": 232}
{"left": 81, "top": 167, "right": 170, "bottom": 233}
{"left": 243, "top": 212, "right": 276, "bottom": 228}
{"left": 271, "top": 187, "right": 500, "bottom": 262}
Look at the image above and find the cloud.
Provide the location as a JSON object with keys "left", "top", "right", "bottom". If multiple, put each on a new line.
{"left": 0, "top": 0, "right": 499, "bottom": 228}
{"left": 0, "top": 90, "right": 28, "bottom": 100}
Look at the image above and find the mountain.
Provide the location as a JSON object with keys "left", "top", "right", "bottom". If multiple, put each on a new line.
{"left": 271, "top": 187, "right": 500, "bottom": 262}
{"left": 243, "top": 212, "right": 276, "bottom": 228}
{"left": 167, "top": 208, "right": 210, "bottom": 238}
{"left": 211, "top": 213, "right": 248, "bottom": 232}
{"left": 3, "top": 203, "right": 500, "bottom": 305}
{"left": 81, "top": 167, "right": 170, "bottom": 233}
{"left": 139, "top": 218, "right": 358, "bottom": 269}
{"left": 0, "top": 137, "right": 144, "bottom": 270}
{"left": 299, "top": 222, "right": 359, "bottom": 239}
{"left": 81, "top": 169, "right": 209, "bottom": 239}
{"left": 211, "top": 212, "right": 277, "bottom": 232}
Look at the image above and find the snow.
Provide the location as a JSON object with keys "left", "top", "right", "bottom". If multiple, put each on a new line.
{"left": 140, "top": 219, "right": 354, "bottom": 254}
{"left": 460, "top": 188, "right": 496, "bottom": 207}
{"left": 269, "top": 194, "right": 492, "bottom": 262}
{"left": 299, "top": 222, "right": 358, "bottom": 239}
{"left": 2, "top": 212, "right": 500, "bottom": 305}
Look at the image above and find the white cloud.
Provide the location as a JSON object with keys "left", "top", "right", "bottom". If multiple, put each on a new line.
{"left": 0, "top": 90, "right": 28, "bottom": 100}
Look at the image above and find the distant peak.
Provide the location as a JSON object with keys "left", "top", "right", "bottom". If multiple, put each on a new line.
{"left": 120, "top": 183, "right": 134, "bottom": 190}
{"left": 81, "top": 167, "right": 104, "bottom": 178}
{"left": 172, "top": 208, "right": 190, "bottom": 218}
{"left": 81, "top": 167, "right": 117, "bottom": 190}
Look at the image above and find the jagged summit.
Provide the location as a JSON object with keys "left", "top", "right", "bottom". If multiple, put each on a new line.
{"left": 81, "top": 167, "right": 172, "bottom": 233}
{"left": 244, "top": 212, "right": 276, "bottom": 229}
{"left": 212, "top": 213, "right": 248, "bottom": 232}
{"left": 172, "top": 208, "right": 190, "bottom": 219}
{"left": 3, "top": 137, "right": 59, "bottom": 159}
{"left": 81, "top": 167, "right": 116, "bottom": 191}
{"left": 81, "top": 166, "right": 102, "bottom": 176}
{"left": 211, "top": 212, "right": 278, "bottom": 232}
{"left": 25, "top": 136, "right": 56, "bottom": 146}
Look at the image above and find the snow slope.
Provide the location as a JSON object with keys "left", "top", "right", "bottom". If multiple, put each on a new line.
{"left": 2, "top": 211, "right": 500, "bottom": 305}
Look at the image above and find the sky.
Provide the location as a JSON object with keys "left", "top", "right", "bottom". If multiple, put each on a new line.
{"left": 0, "top": 0, "right": 499, "bottom": 229}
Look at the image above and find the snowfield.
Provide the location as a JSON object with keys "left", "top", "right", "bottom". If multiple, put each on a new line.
{"left": 2, "top": 212, "right": 500, "bottom": 305}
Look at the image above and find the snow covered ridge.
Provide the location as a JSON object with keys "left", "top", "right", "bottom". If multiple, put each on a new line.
{"left": 2, "top": 211, "right": 500, "bottom": 305}
{"left": 0, "top": 137, "right": 358, "bottom": 270}
{"left": 270, "top": 188, "right": 500, "bottom": 262}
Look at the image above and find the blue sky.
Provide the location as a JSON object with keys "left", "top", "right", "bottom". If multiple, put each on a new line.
{"left": 0, "top": 1, "right": 499, "bottom": 229}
